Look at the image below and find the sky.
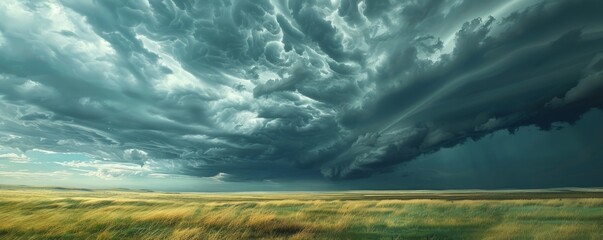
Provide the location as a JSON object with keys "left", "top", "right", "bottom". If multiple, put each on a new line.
{"left": 0, "top": 0, "right": 602, "bottom": 192}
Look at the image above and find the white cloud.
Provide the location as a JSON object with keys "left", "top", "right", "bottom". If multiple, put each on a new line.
{"left": 56, "top": 160, "right": 153, "bottom": 180}
{"left": 31, "top": 149, "right": 59, "bottom": 154}
{"left": 0, "top": 170, "right": 71, "bottom": 179}
{"left": 210, "top": 172, "right": 233, "bottom": 182}
{"left": 0, "top": 153, "right": 30, "bottom": 163}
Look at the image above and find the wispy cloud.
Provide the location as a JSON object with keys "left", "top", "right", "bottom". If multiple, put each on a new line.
{"left": 0, "top": 170, "right": 71, "bottom": 179}
{"left": 56, "top": 159, "right": 192, "bottom": 181}
{"left": 56, "top": 160, "right": 153, "bottom": 180}
{"left": 0, "top": 153, "right": 30, "bottom": 163}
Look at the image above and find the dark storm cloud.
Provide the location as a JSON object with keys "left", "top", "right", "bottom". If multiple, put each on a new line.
{"left": 0, "top": 0, "right": 602, "bottom": 183}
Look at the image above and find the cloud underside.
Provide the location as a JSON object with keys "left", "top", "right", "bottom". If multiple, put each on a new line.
{"left": 1, "top": 0, "right": 602, "bottom": 181}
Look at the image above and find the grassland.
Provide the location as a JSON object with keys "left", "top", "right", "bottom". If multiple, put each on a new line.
{"left": 1, "top": 186, "right": 602, "bottom": 239}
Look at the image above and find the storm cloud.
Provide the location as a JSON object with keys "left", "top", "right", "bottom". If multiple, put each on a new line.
{"left": 1, "top": 0, "right": 602, "bottom": 184}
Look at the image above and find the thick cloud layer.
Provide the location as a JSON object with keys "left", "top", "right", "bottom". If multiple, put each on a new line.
{"left": 1, "top": 0, "right": 602, "bottom": 182}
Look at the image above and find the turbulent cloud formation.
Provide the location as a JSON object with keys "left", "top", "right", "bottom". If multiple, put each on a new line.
{"left": 1, "top": 0, "right": 602, "bottom": 184}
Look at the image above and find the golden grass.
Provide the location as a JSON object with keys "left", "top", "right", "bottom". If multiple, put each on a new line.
{"left": 0, "top": 188, "right": 602, "bottom": 239}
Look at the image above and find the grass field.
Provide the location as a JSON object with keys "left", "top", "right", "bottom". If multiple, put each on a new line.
{"left": 0, "top": 185, "right": 602, "bottom": 239}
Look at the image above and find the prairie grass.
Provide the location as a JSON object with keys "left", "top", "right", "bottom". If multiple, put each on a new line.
{"left": 0, "top": 187, "right": 602, "bottom": 239}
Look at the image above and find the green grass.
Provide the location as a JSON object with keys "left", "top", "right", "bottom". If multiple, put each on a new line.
{"left": 0, "top": 186, "right": 602, "bottom": 239}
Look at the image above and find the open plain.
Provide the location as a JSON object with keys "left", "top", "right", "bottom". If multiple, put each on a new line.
{"left": 0, "top": 185, "right": 602, "bottom": 239}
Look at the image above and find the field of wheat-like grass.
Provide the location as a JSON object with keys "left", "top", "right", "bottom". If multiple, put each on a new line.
{"left": 0, "top": 186, "right": 602, "bottom": 239}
